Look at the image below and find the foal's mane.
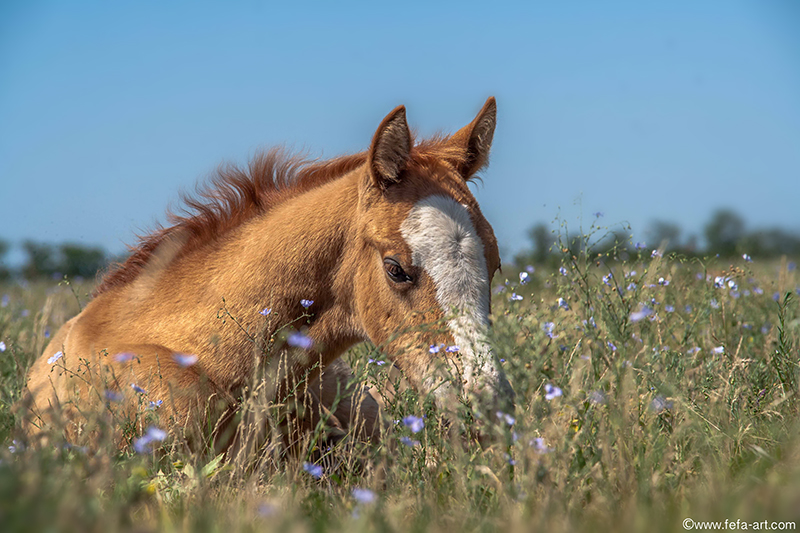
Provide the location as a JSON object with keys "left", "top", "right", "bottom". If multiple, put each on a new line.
{"left": 96, "top": 137, "right": 468, "bottom": 295}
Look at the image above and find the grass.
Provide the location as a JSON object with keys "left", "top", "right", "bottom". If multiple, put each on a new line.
{"left": 1, "top": 246, "right": 799, "bottom": 532}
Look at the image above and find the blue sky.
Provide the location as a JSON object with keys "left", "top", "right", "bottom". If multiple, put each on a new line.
{"left": 1, "top": 1, "right": 799, "bottom": 265}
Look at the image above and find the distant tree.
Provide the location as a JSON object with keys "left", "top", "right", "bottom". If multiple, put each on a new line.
{"left": 528, "top": 223, "right": 555, "bottom": 263}
{"left": 58, "top": 243, "right": 107, "bottom": 280}
{"left": 22, "top": 241, "right": 57, "bottom": 279}
{"left": 740, "top": 228, "right": 800, "bottom": 257}
{"left": 0, "top": 239, "right": 10, "bottom": 280}
{"left": 704, "top": 209, "right": 745, "bottom": 257}
{"left": 647, "top": 220, "right": 682, "bottom": 252}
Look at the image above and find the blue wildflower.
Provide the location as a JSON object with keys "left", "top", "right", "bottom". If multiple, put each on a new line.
{"left": 47, "top": 351, "right": 63, "bottom": 365}
{"left": 713, "top": 346, "right": 724, "bottom": 354}
{"left": 635, "top": 242, "right": 646, "bottom": 250}
{"left": 526, "top": 265, "right": 535, "bottom": 273}
{"left": 403, "top": 415, "right": 425, "bottom": 433}
{"left": 429, "top": 344, "right": 441, "bottom": 354}
{"left": 259, "top": 307, "right": 272, "bottom": 316}
{"left": 658, "top": 277, "right": 669, "bottom": 286}
{"left": 131, "top": 383, "right": 146, "bottom": 394}
{"left": 510, "top": 293, "right": 523, "bottom": 301}
{"left": 710, "top": 299, "right": 720, "bottom": 309}
{"left": 607, "top": 341, "right": 617, "bottom": 351}
{"left": 148, "top": 399, "right": 163, "bottom": 410}
{"left": 559, "top": 266, "right": 568, "bottom": 276}
{"left": 557, "top": 297, "right": 569, "bottom": 310}
{"left": 651, "top": 396, "right": 673, "bottom": 413}
{"left": 593, "top": 211, "right": 604, "bottom": 218}
{"left": 630, "top": 306, "right": 653, "bottom": 323}
{"left": 665, "top": 305, "right": 675, "bottom": 313}
{"left": 602, "top": 273, "right": 612, "bottom": 286}
{"left": 544, "top": 383, "right": 562, "bottom": 400}
{"left": 352, "top": 488, "right": 377, "bottom": 504}
{"left": 105, "top": 390, "right": 123, "bottom": 402}
{"left": 400, "top": 436, "right": 420, "bottom": 447}
{"left": 543, "top": 322, "right": 557, "bottom": 339}
{"left": 300, "top": 299, "right": 314, "bottom": 309}
{"left": 287, "top": 332, "right": 314, "bottom": 350}
{"left": 651, "top": 249, "right": 662, "bottom": 258}
{"left": 445, "top": 345, "right": 460, "bottom": 353}
{"left": 173, "top": 353, "right": 198, "bottom": 367}
{"left": 0, "top": 341, "right": 5, "bottom": 352}
{"left": 114, "top": 352, "right": 135, "bottom": 363}
{"left": 495, "top": 411, "right": 515, "bottom": 426}
{"left": 519, "top": 271, "right": 530, "bottom": 285}
{"left": 530, "top": 437, "right": 551, "bottom": 453}
{"left": 773, "top": 292, "right": 781, "bottom": 302}
{"left": 742, "top": 254, "right": 753, "bottom": 262}
{"left": 303, "top": 462, "right": 323, "bottom": 479}
{"left": 627, "top": 282, "right": 637, "bottom": 291}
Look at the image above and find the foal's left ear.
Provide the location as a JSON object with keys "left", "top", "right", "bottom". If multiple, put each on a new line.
{"left": 451, "top": 97, "right": 497, "bottom": 179}
{"left": 368, "top": 105, "right": 413, "bottom": 190}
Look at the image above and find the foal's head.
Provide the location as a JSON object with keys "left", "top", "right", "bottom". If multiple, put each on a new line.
{"left": 351, "top": 98, "right": 513, "bottom": 414}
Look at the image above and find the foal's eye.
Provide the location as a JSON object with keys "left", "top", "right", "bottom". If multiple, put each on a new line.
{"left": 383, "top": 257, "right": 413, "bottom": 284}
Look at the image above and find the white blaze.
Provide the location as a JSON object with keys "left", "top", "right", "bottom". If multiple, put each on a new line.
{"left": 400, "top": 195, "right": 499, "bottom": 398}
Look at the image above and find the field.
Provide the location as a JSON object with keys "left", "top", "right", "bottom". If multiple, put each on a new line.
{"left": 1, "top": 245, "right": 799, "bottom": 532}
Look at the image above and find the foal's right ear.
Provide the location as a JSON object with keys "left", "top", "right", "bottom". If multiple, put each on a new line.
{"left": 367, "top": 105, "right": 412, "bottom": 190}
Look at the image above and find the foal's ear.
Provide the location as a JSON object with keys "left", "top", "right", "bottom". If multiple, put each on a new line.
{"left": 451, "top": 97, "right": 497, "bottom": 178}
{"left": 368, "top": 105, "right": 412, "bottom": 190}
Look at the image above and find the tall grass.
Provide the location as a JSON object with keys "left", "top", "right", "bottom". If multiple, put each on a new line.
{"left": 1, "top": 247, "right": 799, "bottom": 532}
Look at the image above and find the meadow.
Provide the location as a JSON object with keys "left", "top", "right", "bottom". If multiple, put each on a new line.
{"left": 1, "top": 235, "right": 799, "bottom": 532}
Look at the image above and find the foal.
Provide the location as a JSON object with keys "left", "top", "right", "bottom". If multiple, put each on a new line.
{"left": 21, "top": 98, "right": 513, "bottom": 452}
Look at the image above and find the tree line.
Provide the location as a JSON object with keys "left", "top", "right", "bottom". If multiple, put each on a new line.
{"left": 0, "top": 241, "right": 110, "bottom": 282}
{"left": 516, "top": 208, "right": 800, "bottom": 266}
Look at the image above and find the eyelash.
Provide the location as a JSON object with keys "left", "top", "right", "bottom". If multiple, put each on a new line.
{"left": 383, "top": 257, "right": 413, "bottom": 284}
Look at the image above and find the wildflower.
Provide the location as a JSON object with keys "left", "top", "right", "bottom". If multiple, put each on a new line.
{"left": 713, "top": 346, "right": 724, "bottom": 354}
{"left": 504, "top": 453, "right": 517, "bottom": 466}
{"left": 543, "top": 322, "right": 557, "bottom": 339}
{"left": 493, "top": 284, "right": 507, "bottom": 294}
{"left": 300, "top": 299, "right": 314, "bottom": 308}
{"left": 525, "top": 265, "right": 535, "bottom": 274}
{"left": 259, "top": 307, "right": 272, "bottom": 316}
{"left": 753, "top": 287, "right": 763, "bottom": 295}
{"left": 500, "top": 358, "right": 505, "bottom": 363}
{"left": 519, "top": 271, "right": 529, "bottom": 284}
{"left": 651, "top": 249, "right": 662, "bottom": 258}
{"left": 47, "top": 351, "right": 63, "bottom": 365}
{"left": 557, "top": 297, "right": 569, "bottom": 310}
{"left": 400, "top": 436, "right": 420, "bottom": 447}
{"left": 287, "top": 332, "right": 314, "bottom": 350}
{"left": 495, "top": 411, "right": 515, "bottom": 426}
{"left": 626, "top": 282, "right": 637, "bottom": 291}
{"left": 133, "top": 426, "right": 167, "bottom": 454}
{"left": 9, "top": 439, "right": 23, "bottom": 453}
{"left": 607, "top": 341, "right": 617, "bottom": 352}
{"left": 530, "top": 437, "right": 551, "bottom": 453}
{"left": 352, "top": 488, "right": 377, "bottom": 505}
{"left": 587, "top": 316, "right": 597, "bottom": 328}
{"left": 445, "top": 345, "right": 459, "bottom": 353}
{"left": 731, "top": 290, "right": 740, "bottom": 299}
{"left": 788, "top": 261, "right": 797, "bottom": 272}
{"left": 761, "top": 323, "right": 770, "bottom": 334}
{"left": 629, "top": 306, "right": 653, "bottom": 323}
{"left": 743, "top": 253, "right": 753, "bottom": 262}
{"left": 602, "top": 273, "right": 612, "bottom": 286}
{"left": 510, "top": 292, "right": 523, "bottom": 301}
{"left": 559, "top": 266, "right": 568, "bottom": 276}
{"left": 544, "top": 383, "right": 563, "bottom": 401}
{"left": 173, "top": 353, "right": 198, "bottom": 367}
{"left": 635, "top": 242, "right": 646, "bottom": 250}
{"left": 429, "top": 344, "right": 441, "bottom": 354}
{"left": 0, "top": 341, "right": 5, "bottom": 352}
{"left": 21, "top": 310, "right": 29, "bottom": 318}
{"left": 105, "top": 390, "right": 123, "bottom": 402}
{"left": 658, "top": 277, "right": 669, "bottom": 286}
{"left": 131, "top": 383, "right": 146, "bottom": 394}
{"left": 665, "top": 305, "right": 675, "bottom": 313}
{"left": 710, "top": 299, "right": 720, "bottom": 309}
{"left": 303, "top": 462, "right": 323, "bottom": 479}
{"left": 727, "top": 279, "right": 738, "bottom": 291}
{"left": 148, "top": 399, "right": 163, "bottom": 410}
{"left": 114, "top": 352, "right": 135, "bottom": 363}
{"left": 713, "top": 276, "right": 727, "bottom": 289}
{"left": 44, "top": 328, "right": 50, "bottom": 338}
{"left": 588, "top": 390, "right": 606, "bottom": 404}
{"left": 687, "top": 347, "right": 701, "bottom": 355}
{"left": 402, "top": 415, "right": 425, "bottom": 433}
{"left": 685, "top": 305, "right": 693, "bottom": 313}
{"left": 773, "top": 292, "right": 781, "bottom": 302}
{"left": 367, "top": 358, "right": 386, "bottom": 366}
{"left": 651, "top": 396, "right": 673, "bottom": 413}
{"left": 593, "top": 211, "right": 604, "bottom": 218}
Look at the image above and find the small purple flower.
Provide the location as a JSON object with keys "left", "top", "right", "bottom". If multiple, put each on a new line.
{"left": 713, "top": 346, "right": 724, "bottom": 355}
{"left": 685, "top": 305, "right": 693, "bottom": 313}
{"left": 742, "top": 254, "right": 753, "bottom": 262}
{"left": 651, "top": 249, "right": 663, "bottom": 258}
{"left": 519, "top": 271, "right": 530, "bottom": 285}
{"left": 526, "top": 265, "right": 535, "bottom": 274}
{"left": 445, "top": 345, "right": 460, "bottom": 353}
{"left": 300, "top": 299, "right": 314, "bottom": 309}
{"left": 403, "top": 415, "right": 425, "bottom": 433}
{"left": 530, "top": 437, "right": 551, "bottom": 453}
{"left": 44, "top": 328, "right": 50, "bottom": 338}
{"left": 104, "top": 390, "right": 123, "bottom": 402}
{"left": 429, "top": 344, "right": 441, "bottom": 354}
{"left": 651, "top": 396, "right": 673, "bottom": 413}
{"left": 658, "top": 277, "right": 669, "bottom": 286}
{"left": 114, "top": 352, "right": 135, "bottom": 363}
{"left": 602, "top": 273, "right": 612, "bottom": 286}
{"left": 773, "top": 292, "right": 781, "bottom": 302}
{"left": 47, "top": 351, "right": 63, "bottom": 365}
{"left": 303, "top": 462, "right": 323, "bottom": 479}
{"left": 607, "top": 341, "right": 617, "bottom": 352}
{"left": 543, "top": 322, "right": 556, "bottom": 339}
{"left": 559, "top": 266, "right": 568, "bottom": 276}
{"left": 400, "top": 436, "right": 420, "bottom": 447}
{"left": 259, "top": 307, "right": 272, "bottom": 316}
{"left": 687, "top": 347, "right": 701, "bottom": 355}
{"left": 753, "top": 287, "right": 763, "bottom": 295}
{"left": 0, "top": 341, "right": 5, "bottom": 352}
{"left": 287, "top": 332, "right": 314, "bottom": 350}
{"left": 131, "top": 383, "right": 146, "bottom": 394}
{"left": 352, "top": 488, "right": 377, "bottom": 504}
{"left": 505, "top": 453, "right": 517, "bottom": 466}
{"left": 557, "top": 297, "right": 569, "bottom": 310}
{"left": 133, "top": 426, "right": 167, "bottom": 454}
{"left": 495, "top": 411, "right": 515, "bottom": 426}
{"left": 665, "top": 305, "right": 675, "bottom": 313}
{"left": 367, "top": 358, "right": 386, "bottom": 366}
{"left": 593, "top": 211, "right": 604, "bottom": 218}
{"left": 173, "top": 353, "right": 198, "bottom": 367}
{"left": 510, "top": 293, "right": 523, "bottom": 301}
{"left": 635, "top": 242, "right": 646, "bottom": 250}
{"left": 710, "top": 299, "right": 720, "bottom": 309}
{"left": 544, "top": 383, "right": 563, "bottom": 400}
{"left": 148, "top": 399, "right": 163, "bottom": 410}
{"left": 626, "top": 282, "right": 637, "bottom": 291}
{"left": 630, "top": 306, "right": 653, "bottom": 323}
